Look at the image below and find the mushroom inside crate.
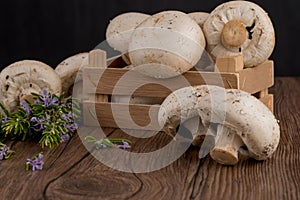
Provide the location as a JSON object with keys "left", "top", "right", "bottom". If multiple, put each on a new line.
{"left": 108, "top": 10, "right": 207, "bottom": 104}
{"left": 0, "top": 60, "right": 62, "bottom": 112}
{"left": 106, "top": 12, "right": 150, "bottom": 65}
{"left": 158, "top": 85, "right": 280, "bottom": 165}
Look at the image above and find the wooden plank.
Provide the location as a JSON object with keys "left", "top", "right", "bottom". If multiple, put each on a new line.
{"left": 259, "top": 88, "right": 269, "bottom": 98}
{"left": 215, "top": 55, "right": 244, "bottom": 72}
{"left": 239, "top": 60, "right": 274, "bottom": 94}
{"left": 84, "top": 94, "right": 274, "bottom": 129}
{"left": 83, "top": 101, "right": 161, "bottom": 131}
{"left": 83, "top": 68, "right": 239, "bottom": 97}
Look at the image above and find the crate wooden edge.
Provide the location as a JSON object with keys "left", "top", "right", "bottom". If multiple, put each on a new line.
{"left": 82, "top": 50, "right": 274, "bottom": 130}
{"left": 83, "top": 60, "right": 273, "bottom": 97}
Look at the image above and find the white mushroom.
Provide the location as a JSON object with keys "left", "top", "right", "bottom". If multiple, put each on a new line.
{"left": 158, "top": 85, "right": 280, "bottom": 165}
{"left": 55, "top": 53, "right": 88, "bottom": 96}
{"left": 128, "top": 10, "right": 206, "bottom": 78}
{"left": 106, "top": 12, "right": 150, "bottom": 65}
{"left": 188, "top": 12, "right": 209, "bottom": 28}
{"left": 0, "top": 60, "right": 62, "bottom": 112}
{"left": 203, "top": 1, "right": 275, "bottom": 67}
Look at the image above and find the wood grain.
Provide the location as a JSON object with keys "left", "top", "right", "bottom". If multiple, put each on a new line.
{"left": 83, "top": 67, "right": 239, "bottom": 97}
{"left": 0, "top": 77, "right": 299, "bottom": 200}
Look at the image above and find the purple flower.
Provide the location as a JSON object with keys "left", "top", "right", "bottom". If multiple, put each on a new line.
{"left": 116, "top": 141, "right": 131, "bottom": 150}
{"left": 1, "top": 114, "right": 7, "bottom": 123}
{"left": 60, "top": 133, "right": 70, "bottom": 143}
{"left": 64, "top": 123, "right": 78, "bottom": 132}
{"left": 0, "top": 145, "right": 8, "bottom": 160}
{"left": 35, "top": 90, "right": 59, "bottom": 107}
{"left": 20, "top": 101, "right": 31, "bottom": 115}
{"left": 30, "top": 117, "right": 46, "bottom": 132}
{"left": 26, "top": 153, "right": 44, "bottom": 171}
{"left": 61, "top": 112, "right": 73, "bottom": 122}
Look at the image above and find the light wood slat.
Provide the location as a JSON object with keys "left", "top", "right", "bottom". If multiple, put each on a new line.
{"left": 83, "top": 68, "right": 239, "bottom": 97}
{"left": 83, "top": 101, "right": 161, "bottom": 131}
{"left": 238, "top": 60, "right": 274, "bottom": 94}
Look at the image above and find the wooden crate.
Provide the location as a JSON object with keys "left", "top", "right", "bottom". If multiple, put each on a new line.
{"left": 82, "top": 50, "right": 274, "bottom": 131}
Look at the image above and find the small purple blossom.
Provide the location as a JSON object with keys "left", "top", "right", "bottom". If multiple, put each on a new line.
{"left": 35, "top": 89, "right": 59, "bottom": 107}
{"left": 20, "top": 101, "right": 30, "bottom": 115}
{"left": 64, "top": 123, "right": 78, "bottom": 132}
{"left": 30, "top": 117, "right": 46, "bottom": 132}
{"left": 26, "top": 153, "right": 44, "bottom": 171}
{"left": 1, "top": 113, "right": 7, "bottom": 123}
{"left": 116, "top": 141, "right": 131, "bottom": 150}
{"left": 60, "top": 133, "right": 70, "bottom": 143}
{"left": 61, "top": 112, "right": 73, "bottom": 122}
{"left": 0, "top": 145, "right": 8, "bottom": 160}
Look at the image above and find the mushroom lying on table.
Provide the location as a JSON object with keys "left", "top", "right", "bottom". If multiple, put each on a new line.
{"left": 106, "top": 12, "right": 150, "bottom": 65}
{"left": 129, "top": 10, "right": 206, "bottom": 78}
{"left": 0, "top": 60, "right": 62, "bottom": 112}
{"left": 158, "top": 85, "right": 280, "bottom": 165}
{"left": 203, "top": 1, "right": 275, "bottom": 67}
{"left": 55, "top": 53, "right": 88, "bottom": 97}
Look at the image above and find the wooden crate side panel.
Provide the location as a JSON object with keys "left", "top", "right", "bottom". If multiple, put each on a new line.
{"left": 83, "top": 68, "right": 239, "bottom": 97}
{"left": 239, "top": 61, "right": 274, "bottom": 94}
{"left": 83, "top": 94, "right": 273, "bottom": 130}
{"left": 83, "top": 101, "right": 161, "bottom": 131}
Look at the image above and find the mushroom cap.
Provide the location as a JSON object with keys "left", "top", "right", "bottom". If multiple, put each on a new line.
{"left": 0, "top": 60, "right": 62, "bottom": 111}
{"left": 128, "top": 10, "right": 206, "bottom": 78}
{"left": 55, "top": 53, "right": 88, "bottom": 96}
{"left": 188, "top": 12, "right": 209, "bottom": 28}
{"left": 158, "top": 85, "right": 280, "bottom": 160}
{"left": 203, "top": 1, "right": 275, "bottom": 67}
{"left": 106, "top": 12, "right": 150, "bottom": 53}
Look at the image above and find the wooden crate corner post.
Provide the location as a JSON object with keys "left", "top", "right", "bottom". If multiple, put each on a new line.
{"left": 83, "top": 49, "right": 108, "bottom": 126}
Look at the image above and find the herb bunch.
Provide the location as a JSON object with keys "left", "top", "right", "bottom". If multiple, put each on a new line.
{"left": 0, "top": 90, "right": 80, "bottom": 148}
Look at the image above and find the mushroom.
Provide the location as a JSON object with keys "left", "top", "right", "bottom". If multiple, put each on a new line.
{"left": 158, "top": 85, "right": 280, "bottom": 165}
{"left": 0, "top": 60, "right": 62, "bottom": 112}
{"left": 128, "top": 10, "right": 206, "bottom": 78}
{"left": 188, "top": 12, "right": 209, "bottom": 28}
{"left": 55, "top": 53, "right": 88, "bottom": 97}
{"left": 203, "top": 1, "right": 275, "bottom": 67}
{"left": 106, "top": 12, "right": 150, "bottom": 65}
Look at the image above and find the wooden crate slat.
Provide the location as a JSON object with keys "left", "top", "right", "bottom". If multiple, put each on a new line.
{"left": 83, "top": 94, "right": 273, "bottom": 130}
{"left": 83, "top": 101, "right": 161, "bottom": 131}
{"left": 83, "top": 68, "right": 239, "bottom": 97}
{"left": 238, "top": 60, "right": 274, "bottom": 94}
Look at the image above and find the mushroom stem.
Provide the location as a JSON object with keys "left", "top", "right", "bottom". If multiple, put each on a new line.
{"left": 221, "top": 20, "right": 247, "bottom": 48}
{"left": 210, "top": 125, "right": 243, "bottom": 165}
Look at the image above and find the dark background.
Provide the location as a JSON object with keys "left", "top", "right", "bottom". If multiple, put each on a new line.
{"left": 0, "top": 0, "right": 299, "bottom": 76}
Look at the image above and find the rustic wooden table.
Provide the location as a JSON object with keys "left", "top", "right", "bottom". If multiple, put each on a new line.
{"left": 0, "top": 77, "right": 299, "bottom": 200}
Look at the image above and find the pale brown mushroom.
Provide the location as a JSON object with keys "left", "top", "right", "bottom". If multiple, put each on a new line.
{"left": 106, "top": 12, "right": 150, "bottom": 65}
{"left": 128, "top": 10, "right": 206, "bottom": 78}
{"left": 188, "top": 12, "right": 209, "bottom": 28}
{"left": 158, "top": 85, "right": 280, "bottom": 165}
{"left": 0, "top": 60, "right": 62, "bottom": 112}
{"left": 55, "top": 53, "right": 88, "bottom": 96}
{"left": 203, "top": 1, "right": 275, "bottom": 67}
